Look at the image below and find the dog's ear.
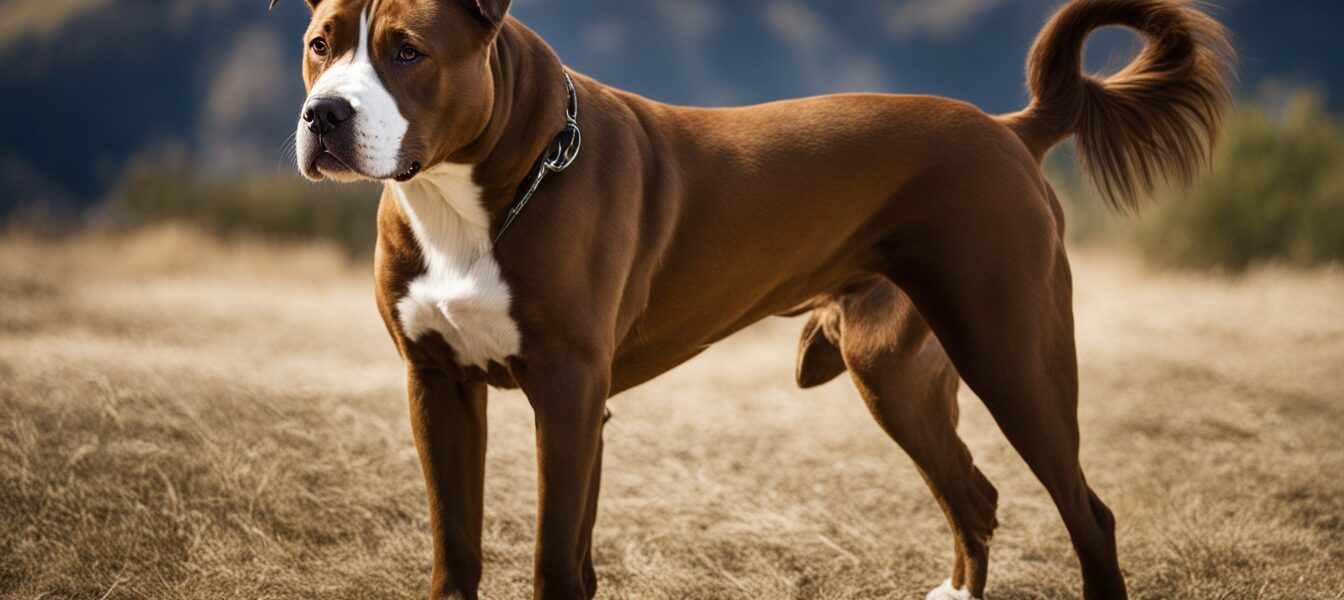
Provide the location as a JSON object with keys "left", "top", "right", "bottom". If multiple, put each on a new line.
{"left": 459, "top": 0, "right": 512, "bottom": 29}
{"left": 268, "top": 0, "right": 320, "bottom": 11}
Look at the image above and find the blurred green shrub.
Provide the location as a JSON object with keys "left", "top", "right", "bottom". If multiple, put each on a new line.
{"left": 1051, "top": 89, "right": 1344, "bottom": 272}
{"left": 102, "top": 151, "right": 381, "bottom": 258}
{"left": 1137, "top": 90, "right": 1344, "bottom": 271}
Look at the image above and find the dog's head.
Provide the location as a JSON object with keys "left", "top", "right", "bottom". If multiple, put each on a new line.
{"left": 282, "top": 0, "right": 511, "bottom": 183}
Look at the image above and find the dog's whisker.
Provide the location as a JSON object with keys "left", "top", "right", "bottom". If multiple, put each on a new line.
{"left": 277, "top": 130, "right": 299, "bottom": 174}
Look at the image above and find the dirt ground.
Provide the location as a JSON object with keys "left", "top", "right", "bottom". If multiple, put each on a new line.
{"left": 2, "top": 227, "right": 1342, "bottom": 599}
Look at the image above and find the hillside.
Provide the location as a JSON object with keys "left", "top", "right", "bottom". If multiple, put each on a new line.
{"left": 2, "top": 0, "right": 1342, "bottom": 213}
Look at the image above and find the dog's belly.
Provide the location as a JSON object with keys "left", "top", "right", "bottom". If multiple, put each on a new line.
{"left": 607, "top": 279, "right": 848, "bottom": 394}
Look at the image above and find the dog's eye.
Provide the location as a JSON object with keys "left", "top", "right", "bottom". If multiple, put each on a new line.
{"left": 397, "top": 45, "right": 423, "bottom": 64}
{"left": 310, "top": 37, "right": 328, "bottom": 57}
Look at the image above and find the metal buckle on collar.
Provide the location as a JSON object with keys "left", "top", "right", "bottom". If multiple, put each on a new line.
{"left": 544, "top": 122, "right": 581, "bottom": 172}
{"left": 543, "top": 73, "right": 582, "bottom": 172}
{"left": 490, "top": 70, "right": 583, "bottom": 248}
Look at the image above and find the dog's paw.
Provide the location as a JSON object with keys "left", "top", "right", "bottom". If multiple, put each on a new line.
{"left": 925, "top": 579, "right": 979, "bottom": 600}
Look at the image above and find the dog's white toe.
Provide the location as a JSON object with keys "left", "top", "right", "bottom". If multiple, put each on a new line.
{"left": 925, "top": 579, "right": 979, "bottom": 600}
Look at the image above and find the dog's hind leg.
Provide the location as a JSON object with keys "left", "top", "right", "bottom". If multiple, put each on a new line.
{"left": 831, "top": 280, "right": 998, "bottom": 599}
{"left": 888, "top": 178, "right": 1126, "bottom": 599}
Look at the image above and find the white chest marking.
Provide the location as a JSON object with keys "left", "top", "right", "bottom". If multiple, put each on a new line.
{"left": 393, "top": 164, "right": 522, "bottom": 368}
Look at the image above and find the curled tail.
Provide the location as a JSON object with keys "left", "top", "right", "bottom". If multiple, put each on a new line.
{"left": 1003, "top": 0, "right": 1234, "bottom": 211}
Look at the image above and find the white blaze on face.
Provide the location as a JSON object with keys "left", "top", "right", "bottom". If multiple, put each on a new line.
{"left": 297, "top": 9, "right": 409, "bottom": 179}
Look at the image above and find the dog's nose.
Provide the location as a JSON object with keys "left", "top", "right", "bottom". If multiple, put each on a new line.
{"left": 303, "top": 96, "right": 353, "bottom": 135}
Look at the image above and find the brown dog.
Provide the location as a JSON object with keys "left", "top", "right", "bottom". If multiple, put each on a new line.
{"left": 282, "top": 0, "right": 1231, "bottom": 598}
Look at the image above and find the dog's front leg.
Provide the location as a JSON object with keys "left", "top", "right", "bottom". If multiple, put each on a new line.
{"left": 518, "top": 356, "right": 610, "bottom": 600}
{"left": 406, "top": 363, "right": 488, "bottom": 600}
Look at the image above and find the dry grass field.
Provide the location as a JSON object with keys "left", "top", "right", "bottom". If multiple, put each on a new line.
{"left": 2, "top": 226, "right": 1342, "bottom": 599}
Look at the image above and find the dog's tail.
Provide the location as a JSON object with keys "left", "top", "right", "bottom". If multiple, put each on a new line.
{"left": 1001, "top": 0, "right": 1233, "bottom": 211}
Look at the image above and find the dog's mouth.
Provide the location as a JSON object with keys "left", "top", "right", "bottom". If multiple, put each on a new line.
{"left": 312, "top": 150, "right": 350, "bottom": 172}
{"left": 302, "top": 140, "right": 420, "bottom": 183}
{"left": 393, "top": 161, "right": 422, "bottom": 183}
{"left": 303, "top": 149, "right": 357, "bottom": 182}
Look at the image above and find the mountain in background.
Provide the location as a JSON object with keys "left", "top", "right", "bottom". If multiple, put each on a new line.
{"left": 2, "top": 0, "right": 1341, "bottom": 214}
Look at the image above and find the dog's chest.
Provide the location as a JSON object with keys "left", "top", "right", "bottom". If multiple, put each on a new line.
{"left": 392, "top": 164, "right": 522, "bottom": 368}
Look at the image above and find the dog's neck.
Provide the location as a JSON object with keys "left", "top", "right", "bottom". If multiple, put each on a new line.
{"left": 446, "top": 18, "right": 570, "bottom": 216}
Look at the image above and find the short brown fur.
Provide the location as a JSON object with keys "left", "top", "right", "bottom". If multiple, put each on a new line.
{"left": 285, "top": 1, "right": 1234, "bottom": 598}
